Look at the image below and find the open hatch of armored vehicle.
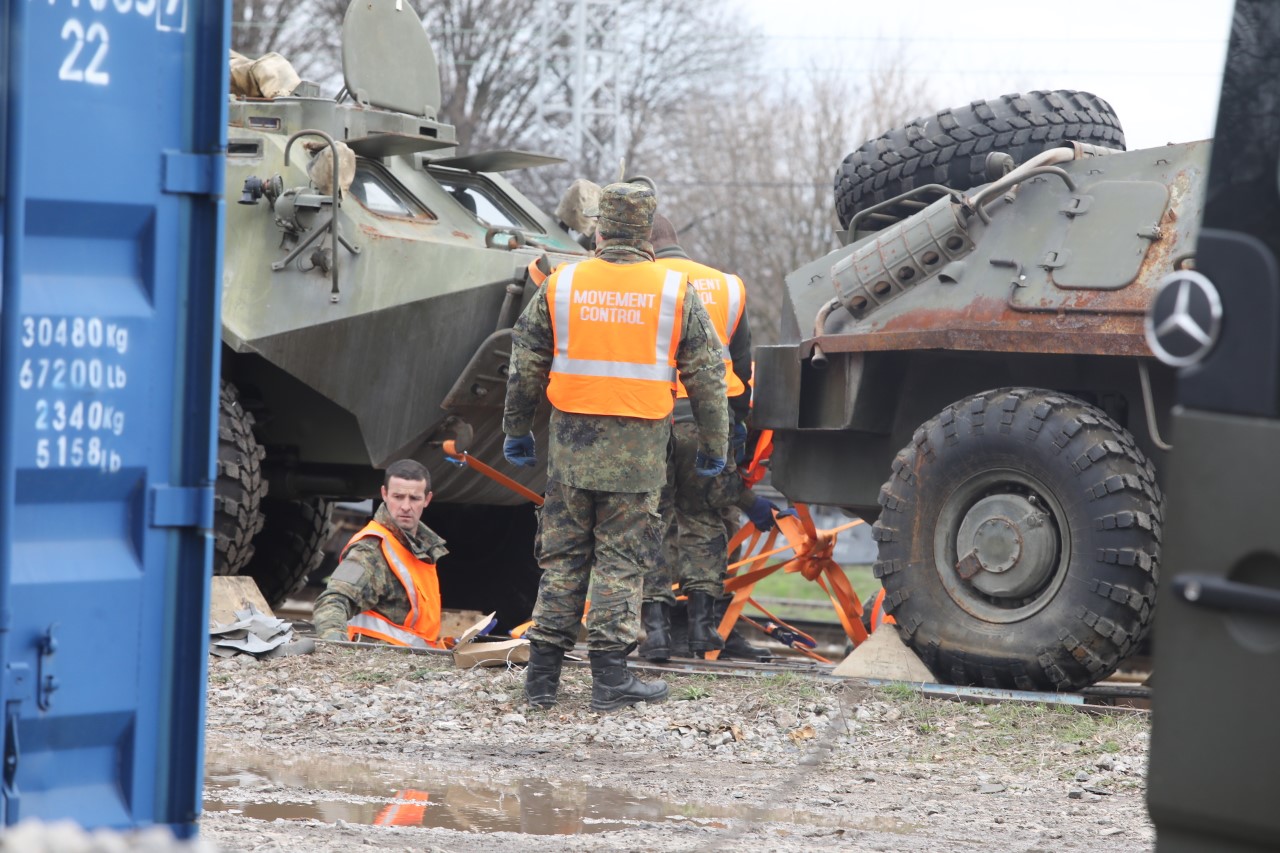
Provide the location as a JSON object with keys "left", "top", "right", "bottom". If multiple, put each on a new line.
{"left": 219, "top": 0, "right": 591, "bottom": 623}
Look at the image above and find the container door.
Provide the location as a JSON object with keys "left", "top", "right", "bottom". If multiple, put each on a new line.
{"left": 0, "top": 0, "right": 227, "bottom": 835}
{"left": 1146, "top": 2, "right": 1280, "bottom": 850}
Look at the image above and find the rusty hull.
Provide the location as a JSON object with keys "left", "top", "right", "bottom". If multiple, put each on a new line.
{"left": 798, "top": 141, "right": 1211, "bottom": 358}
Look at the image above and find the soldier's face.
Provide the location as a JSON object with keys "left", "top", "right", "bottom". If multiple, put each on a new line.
{"left": 382, "top": 476, "right": 430, "bottom": 533}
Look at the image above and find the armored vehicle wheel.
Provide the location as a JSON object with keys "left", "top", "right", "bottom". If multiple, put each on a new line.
{"left": 214, "top": 381, "right": 266, "bottom": 575}
{"left": 243, "top": 498, "right": 335, "bottom": 607}
{"left": 834, "top": 90, "right": 1126, "bottom": 229}
{"left": 873, "top": 388, "right": 1160, "bottom": 692}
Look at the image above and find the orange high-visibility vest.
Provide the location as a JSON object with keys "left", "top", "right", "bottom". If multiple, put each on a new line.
{"left": 657, "top": 257, "right": 747, "bottom": 398}
{"left": 342, "top": 521, "right": 442, "bottom": 650}
{"left": 374, "top": 790, "right": 430, "bottom": 827}
{"left": 527, "top": 255, "right": 564, "bottom": 288}
{"left": 545, "top": 258, "right": 688, "bottom": 418}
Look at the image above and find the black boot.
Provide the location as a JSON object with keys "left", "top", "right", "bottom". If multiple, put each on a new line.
{"left": 638, "top": 601, "right": 672, "bottom": 662}
{"left": 714, "top": 596, "right": 772, "bottom": 662}
{"left": 524, "top": 642, "right": 564, "bottom": 708}
{"left": 589, "top": 650, "right": 668, "bottom": 711}
{"left": 686, "top": 591, "right": 725, "bottom": 657}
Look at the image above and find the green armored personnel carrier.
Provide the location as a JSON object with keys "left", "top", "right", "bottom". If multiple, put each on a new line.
{"left": 754, "top": 92, "right": 1207, "bottom": 691}
{"left": 218, "top": 0, "right": 590, "bottom": 618}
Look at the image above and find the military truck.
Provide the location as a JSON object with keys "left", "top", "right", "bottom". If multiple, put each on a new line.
{"left": 219, "top": 0, "right": 591, "bottom": 620}
{"left": 754, "top": 91, "right": 1208, "bottom": 691}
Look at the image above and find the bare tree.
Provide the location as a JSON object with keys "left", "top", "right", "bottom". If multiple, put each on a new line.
{"left": 520, "top": 0, "right": 762, "bottom": 209}
{"left": 657, "top": 54, "right": 933, "bottom": 345}
{"left": 231, "top": 0, "right": 758, "bottom": 213}
{"left": 231, "top": 0, "right": 346, "bottom": 82}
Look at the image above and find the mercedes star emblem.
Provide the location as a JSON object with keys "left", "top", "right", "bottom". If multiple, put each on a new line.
{"left": 1145, "top": 270, "right": 1223, "bottom": 368}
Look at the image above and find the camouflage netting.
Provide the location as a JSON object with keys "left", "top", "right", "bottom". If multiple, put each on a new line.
{"left": 305, "top": 140, "right": 357, "bottom": 196}
{"left": 555, "top": 179, "right": 601, "bottom": 238}
{"left": 229, "top": 51, "right": 301, "bottom": 99}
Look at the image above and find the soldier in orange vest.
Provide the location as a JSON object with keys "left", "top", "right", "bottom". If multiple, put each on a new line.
{"left": 640, "top": 214, "right": 781, "bottom": 661}
{"left": 502, "top": 182, "right": 729, "bottom": 711}
{"left": 312, "top": 459, "right": 449, "bottom": 648}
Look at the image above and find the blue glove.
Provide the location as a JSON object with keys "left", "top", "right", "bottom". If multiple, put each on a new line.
{"left": 746, "top": 496, "right": 780, "bottom": 530}
{"left": 730, "top": 422, "right": 749, "bottom": 464}
{"left": 503, "top": 433, "right": 536, "bottom": 467}
{"left": 694, "top": 450, "right": 726, "bottom": 478}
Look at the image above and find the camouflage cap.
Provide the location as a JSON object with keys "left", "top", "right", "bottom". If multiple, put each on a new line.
{"left": 593, "top": 182, "right": 656, "bottom": 240}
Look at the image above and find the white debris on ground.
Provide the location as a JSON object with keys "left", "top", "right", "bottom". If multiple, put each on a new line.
{"left": 200, "top": 642, "right": 1156, "bottom": 852}
{"left": 0, "top": 820, "right": 218, "bottom": 853}
{"left": 209, "top": 605, "right": 312, "bottom": 660}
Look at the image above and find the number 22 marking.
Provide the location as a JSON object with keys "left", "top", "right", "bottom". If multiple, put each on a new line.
{"left": 59, "top": 20, "right": 110, "bottom": 86}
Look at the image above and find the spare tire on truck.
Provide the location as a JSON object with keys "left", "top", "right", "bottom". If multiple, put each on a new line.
{"left": 873, "top": 388, "right": 1161, "bottom": 692}
{"left": 834, "top": 90, "right": 1126, "bottom": 229}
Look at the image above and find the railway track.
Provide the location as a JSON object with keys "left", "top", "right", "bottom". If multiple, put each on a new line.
{"left": 279, "top": 594, "right": 1150, "bottom": 714}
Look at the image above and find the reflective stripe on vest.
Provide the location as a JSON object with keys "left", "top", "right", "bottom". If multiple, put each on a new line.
{"left": 546, "top": 259, "right": 687, "bottom": 418}
{"left": 657, "top": 257, "right": 747, "bottom": 398}
{"left": 341, "top": 521, "right": 442, "bottom": 649}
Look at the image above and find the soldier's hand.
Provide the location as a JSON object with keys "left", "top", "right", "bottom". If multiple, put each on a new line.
{"left": 694, "top": 450, "right": 726, "bottom": 478}
{"left": 504, "top": 433, "right": 537, "bottom": 467}
{"left": 746, "top": 496, "right": 780, "bottom": 530}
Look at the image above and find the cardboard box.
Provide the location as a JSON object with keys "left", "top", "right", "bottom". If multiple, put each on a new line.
{"left": 451, "top": 611, "right": 530, "bottom": 668}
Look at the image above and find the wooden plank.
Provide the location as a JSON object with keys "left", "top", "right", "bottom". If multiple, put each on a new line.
{"left": 210, "top": 576, "right": 274, "bottom": 627}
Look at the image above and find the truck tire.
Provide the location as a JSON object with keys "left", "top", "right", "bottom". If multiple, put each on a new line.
{"left": 214, "top": 381, "right": 266, "bottom": 576}
{"left": 834, "top": 90, "right": 1126, "bottom": 229}
{"left": 243, "top": 498, "right": 335, "bottom": 607}
{"left": 873, "top": 388, "right": 1160, "bottom": 692}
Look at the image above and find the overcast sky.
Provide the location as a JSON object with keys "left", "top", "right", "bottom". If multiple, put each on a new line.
{"left": 731, "top": 0, "right": 1235, "bottom": 151}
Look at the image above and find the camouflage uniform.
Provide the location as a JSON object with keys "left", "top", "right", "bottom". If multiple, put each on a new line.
{"left": 644, "top": 244, "right": 757, "bottom": 606}
{"left": 312, "top": 503, "right": 449, "bottom": 640}
{"left": 646, "top": 422, "right": 760, "bottom": 604}
{"left": 503, "top": 186, "right": 729, "bottom": 654}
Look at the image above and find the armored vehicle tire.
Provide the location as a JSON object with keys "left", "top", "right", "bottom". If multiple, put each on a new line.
{"left": 214, "top": 381, "right": 266, "bottom": 576}
{"left": 243, "top": 498, "right": 335, "bottom": 607}
{"left": 873, "top": 388, "right": 1161, "bottom": 692}
{"left": 834, "top": 90, "right": 1126, "bottom": 229}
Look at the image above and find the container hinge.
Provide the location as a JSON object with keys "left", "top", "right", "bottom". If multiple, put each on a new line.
{"left": 36, "top": 628, "right": 57, "bottom": 712}
{"left": 162, "top": 151, "right": 224, "bottom": 196}
{"left": 150, "top": 485, "right": 214, "bottom": 528}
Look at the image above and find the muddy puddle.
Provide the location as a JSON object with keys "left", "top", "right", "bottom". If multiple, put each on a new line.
{"left": 203, "top": 752, "right": 915, "bottom": 836}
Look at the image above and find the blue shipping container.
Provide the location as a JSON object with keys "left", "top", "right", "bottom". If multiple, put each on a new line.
{"left": 0, "top": 0, "right": 227, "bottom": 836}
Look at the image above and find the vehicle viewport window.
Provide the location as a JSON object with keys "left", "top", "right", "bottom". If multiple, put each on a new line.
{"left": 350, "top": 167, "right": 428, "bottom": 219}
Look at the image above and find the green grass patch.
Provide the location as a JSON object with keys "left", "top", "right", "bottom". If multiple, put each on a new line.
{"left": 673, "top": 674, "right": 717, "bottom": 702}
{"left": 348, "top": 670, "right": 394, "bottom": 684}
{"left": 877, "top": 682, "right": 918, "bottom": 702}
{"left": 677, "top": 684, "right": 712, "bottom": 701}
{"left": 744, "top": 563, "right": 879, "bottom": 623}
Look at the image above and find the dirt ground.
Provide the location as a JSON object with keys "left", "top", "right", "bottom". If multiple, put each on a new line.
{"left": 200, "top": 640, "right": 1154, "bottom": 852}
